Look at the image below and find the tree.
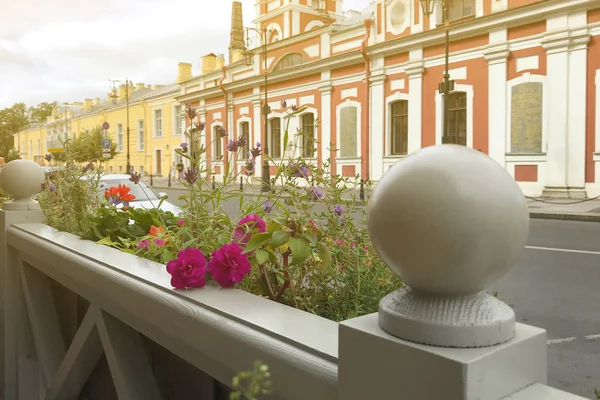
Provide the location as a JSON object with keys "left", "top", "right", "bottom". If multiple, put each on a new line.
{"left": 69, "top": 126, "right": 117, "bottom": 163}
{"left": 28, "top": 102, "right": 56, "bottom": 124}
{"left": 0, "top": 103, "right": 29, "bottom": 158}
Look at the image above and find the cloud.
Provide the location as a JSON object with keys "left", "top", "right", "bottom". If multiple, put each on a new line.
{"left": 0, "top": 0, "right": 368, "bottom": 109}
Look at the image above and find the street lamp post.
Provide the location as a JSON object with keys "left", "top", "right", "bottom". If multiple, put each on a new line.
{"left": 109, "top": 78, "right": 132, "bottom": 173}
{"left": 243, "top": 27, "right": 271, "bottom": 193}
{"left": 419, "top": 0, "right": 455, "bottom": 143}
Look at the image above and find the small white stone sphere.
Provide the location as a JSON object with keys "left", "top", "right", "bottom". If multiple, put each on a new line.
{"left": 368, "top": 145, "right": 529, "bottom": 296}
{"left": 0, "top": 160, "right": 45, "bottom": 200}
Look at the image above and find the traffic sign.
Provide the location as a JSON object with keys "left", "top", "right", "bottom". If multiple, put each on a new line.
{"left": 102, "top": 122, "right": 110, "bottom": 130}
{"left": 102, "top": 139, "right": 111, "bottom": 150}
{"left": 102, "top": 153, "right": 111, "bottom": 159}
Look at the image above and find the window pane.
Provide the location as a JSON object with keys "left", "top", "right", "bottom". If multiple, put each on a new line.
{"left": 271, "top": 118, "right": 281, "bottom": 158}
{"left": 302, "top": 113, "right": 315, "bottom": 157}
{"left": 340, "top": 107, "right": 357, "bottom": 158}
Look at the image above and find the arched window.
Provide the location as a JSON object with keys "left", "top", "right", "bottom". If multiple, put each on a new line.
{"left": 444, "top": 92, "right": 467, "bottom": 146}
{"left": 273, "top": 53, "right": 307, "bottom": 72}
{"left": 269, "top": 118, "right": 282, "bottom": 158}
{"left": 301, "top": 113, "right": 315, "bottom": 158}
{"left": 390, "top": 100, "right": 408, "bottom": 155}
{"left": 340, "top": 107, "right": 358, "bottom": 158}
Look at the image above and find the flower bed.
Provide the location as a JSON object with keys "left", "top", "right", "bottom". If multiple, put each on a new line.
{"left": 37, "top": 104, "right": 401, "bottom": 322}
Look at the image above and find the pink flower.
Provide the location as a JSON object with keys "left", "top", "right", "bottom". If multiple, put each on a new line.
{"left": 335, "top": 239, "right": 344, "bottom": 246}
{"left": 177, "top": 220, "right": 185, "bottom": 227}
{"left": 154, "top": 239, "right": 166, "bottom": 247}
{"left": 166, "top": 248, "right": 208, "bottom": 289}
{"left": 137, "top": 240, "right": 151, "bottom": 250}
{"left": 208, "top": 243, "right": 251, "bottom": 287}
{"left": 338, "top": 265, "right": 346, "bottom": 271}
{"left": 234, "top": 214, "right": 266, "bottom": 244}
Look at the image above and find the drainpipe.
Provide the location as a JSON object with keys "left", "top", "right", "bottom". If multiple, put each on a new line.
{"left": 360, "top": 18, "right": 373, "bottom": 183}
{"left": 219, "top": 66, "right": 229, "bottom": 176}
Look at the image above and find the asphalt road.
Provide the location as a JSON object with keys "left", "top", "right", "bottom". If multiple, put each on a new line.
{"left": 162, "top": 188, "right": 600, "bottom": 398}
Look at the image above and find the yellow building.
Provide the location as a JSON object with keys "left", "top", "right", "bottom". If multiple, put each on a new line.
{"left": 13, "top": 63, "right": 200, "bottom": 176}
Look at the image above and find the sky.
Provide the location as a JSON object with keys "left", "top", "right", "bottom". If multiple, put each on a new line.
{"left": 0, "top": 0, "right": 367, "bottom": 110}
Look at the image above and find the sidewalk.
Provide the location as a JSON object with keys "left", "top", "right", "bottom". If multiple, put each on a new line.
{"left": 144, "top": 176, "right": 600, "bottom": 222}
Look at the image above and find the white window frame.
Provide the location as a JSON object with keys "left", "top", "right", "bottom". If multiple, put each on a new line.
{"left": 137, "top": 119, "right": 144, "bottom": 151}
{"left": 154, "top": 108, "right": 163, "bottom": 138}
{"left": 506, "top": 73, "right": 548, "bottom": 154}
{"left": 236, "top": 116, "right": 253, "bottom": 161}
{"left": 435, "top": 83, "right": 474, "bottom": 148}
{"left": 386, "top": 92, "right": 410, "bottom": 156}
{"left": 210, "top": 121, "right": 224, "bottom": 163}
{"left": 173, "top": 104, "right": 185, "bottom": 136}
{"left": 335, "top": 100, "right": 362, "bottom": 160}
{"left": 266, "top": 112, "right": 285, "bottom": 160}
{"left": 116, "top": 123, "right": 123, "bottom": 152}
{"left": 296, "top": 107, "right": 318, "bottom": 159}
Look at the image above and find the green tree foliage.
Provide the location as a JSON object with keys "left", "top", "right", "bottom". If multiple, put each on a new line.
{"left": 69, "top": 126, "right": 116, "bottom": 162}
{"left": 0, "top": 101, "right": 57, "bottom": 158}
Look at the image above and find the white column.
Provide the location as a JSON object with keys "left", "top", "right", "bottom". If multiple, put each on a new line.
{"left": 406, "top": 62, "right": 424, "bottom": 154}
{"left": 370, "top": 73, "right": 386, "bottom": 181}
{"left": 484, "top": 44, "right": 510, "bottom": 169}
{"left": 252, "top": 98, "right": 263, "bottom": 180}
{"left": 291, "top": 10, "right": 300, "bottom": 36}
{"left": 566, "top": 31, "right": 590, "bottom": 189}
{"left": 542, "top": 36, "right": 570, "bottom": 189}
{"left": 283, "top": 11, "right": 291, "bottom": 39}
{"left": 319, "top": 84, "right": 333, "bottom": 171}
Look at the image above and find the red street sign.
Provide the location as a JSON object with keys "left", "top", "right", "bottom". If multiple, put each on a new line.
{"left": 102, "top": 122, "right": 110, "bottom": 130}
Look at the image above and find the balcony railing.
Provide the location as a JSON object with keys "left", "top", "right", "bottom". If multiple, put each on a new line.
{"left": 0, "top": 148, "right": 588, "bottom": 399}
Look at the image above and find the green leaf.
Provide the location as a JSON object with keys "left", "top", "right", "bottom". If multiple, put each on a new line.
{"left": 283, "top": 127, "right": 289, "bottom": 152}
{"left": 266, "top": 220, "right": 282, "bottom": 234}
{"left": 271, "top": 230, "right": 290, "bottom": 248}
{"left": 316, "top": 242, "right": 331, "bottom": 270}
{"left": 255, "top": 249, "right": 270, "bottom": 265}
{"left": 289, "top": 237, "right": 310, "bottom": 266}
{"left": 97, "top": 236, "right": 118, "bottom": 247}
{"left": 162, "top": 251, "right": 177, "bottom": 263}
{"left": 243, "top": 232, "right": 272, "bottom": 254}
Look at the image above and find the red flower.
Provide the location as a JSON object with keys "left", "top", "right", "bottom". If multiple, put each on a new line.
{"left": 104, "top": 184, "right": 136, "bottom": 205}
{"left": 208, "top": 243, "right": 251, "bottom": 287}
{"left": 166, "top": 248, "right": 208, "bottom": 289}
{"left": 234, "top": 214, "right": 266, "bottom": 244}
{"left": 149, "top": 225, "right": 166, "bottom": 237}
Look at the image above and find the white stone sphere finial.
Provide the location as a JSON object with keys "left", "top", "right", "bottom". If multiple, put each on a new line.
{"left": 368, "top": 145, "right": 529, "bottom": 348}
{"left": 0, "top": 160, "right": 45, "bottom": 211}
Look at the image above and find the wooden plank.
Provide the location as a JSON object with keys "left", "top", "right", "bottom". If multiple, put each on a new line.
{"left": 96, "top": 309, "right": 162, "bottom": 400}
{"left": 20, "top": 262, "right": 66, "bottom": 388}
{"left": 45, "top": 305, "right": 103, "bottom": 400}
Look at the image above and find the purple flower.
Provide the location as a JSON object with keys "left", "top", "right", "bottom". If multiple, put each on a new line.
{"left": 227, "top": 139, "right": 237, "bottom": 152}
{"left": 184, "top": 167, "right": 198, "bottom": 185}
{"left": 334, "top": 204, "right": 344, "bottom": 217}
{"left": 49, "top": 183, "right": 56, "bottom": 192}
{"left": 137, "top": 240, "right": 151, "bottom": 250}
{"left": 166, "top": 248, "right": 208, "bottom": 289}
{"left": 339, "top": 217, "right": 345, "bottom": 226}
{"left": 216, "top": 126, "right": 227, "bottom": 138}
{"left": 309, "top": 186, "right": 323, "bottom": 201}
{"left": 262, "top": 201, "right": 274, "bottom": 213}
{"left": 186, "top": 104, "right": 197, "bottom": 120}
{"left": 154, "top": 239, "right": 166, "bottom": 247}
{"left": 180, "top": 142, "right": 189, "bottom": 153}
{"left": 281, "top": 100, "right": 287, "bottom": 108}
{"left": 129, "top": 171, "right": 141, "bottom": 184}
{"left": 83, "top": 162, "right": 94, "bottom": 173}
{"left": 234, "top": 214, "right": 267, "bottom": 244}
{"left": 194, "top": 121, "right": 206, "bottom": 132}
{"left": 208, "top": 243, "right": 252, "bottom": 287}
{"left": 44, "top": 153, "right": 52, "bottom": 162}
{"left": 237, "top": 134, "right": 247, "bottom": 148}
{"left": 289, "top": 162, "right": 309, "bottom": 178}
{"left": 41, "top": 183, "right": 46, "bottom": 191}
{"left": 245, "top": 157, "right": 256, "bottom": 176}
{"left": 291, "top": 104, "right": 298, "bottom": 112}
{"left": 250, "top": 143, "right": 262, "bottom": 158}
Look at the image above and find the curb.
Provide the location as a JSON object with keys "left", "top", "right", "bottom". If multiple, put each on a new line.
{"left": 529, "top": 212, "right": 600, "bottom": 223}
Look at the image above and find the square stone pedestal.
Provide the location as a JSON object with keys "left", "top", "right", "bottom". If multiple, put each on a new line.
{"left": 338, "top": 313, "right": 547, "bottom": 400}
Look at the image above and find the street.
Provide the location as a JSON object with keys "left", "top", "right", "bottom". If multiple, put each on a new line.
{"left": 162, "top": 188, "right": 600, "bottom": 398}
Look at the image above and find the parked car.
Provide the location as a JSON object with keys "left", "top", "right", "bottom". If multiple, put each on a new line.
{"left": 96, "top": 174, "right": 181, "bottom": 216}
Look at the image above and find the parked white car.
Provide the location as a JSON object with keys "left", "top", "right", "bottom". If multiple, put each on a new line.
{"left": 96, "top": 174, "right": 182, "bottom": 216}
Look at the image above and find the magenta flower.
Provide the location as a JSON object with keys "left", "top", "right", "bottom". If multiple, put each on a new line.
{"left": 208, "top": 243, "right": 252, "bottom": 287}
{"left": 166, "top": 248, "right": 208, "bottom": 289}
{"left": 177, "top": 220, "right": 185, "bottom": 227}
{"left": 154, "top": 239, "right": 166, "bottom": 247}
{"left": 137, "top": 240, "right": 151, "bottom": 250}
{"left": 234, "top": 214, "right": 267, "bottom": 244}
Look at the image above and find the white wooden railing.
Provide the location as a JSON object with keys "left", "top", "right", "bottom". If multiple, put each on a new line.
{"left": 0, "top": 147, "right": 589, "bottom": 399}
